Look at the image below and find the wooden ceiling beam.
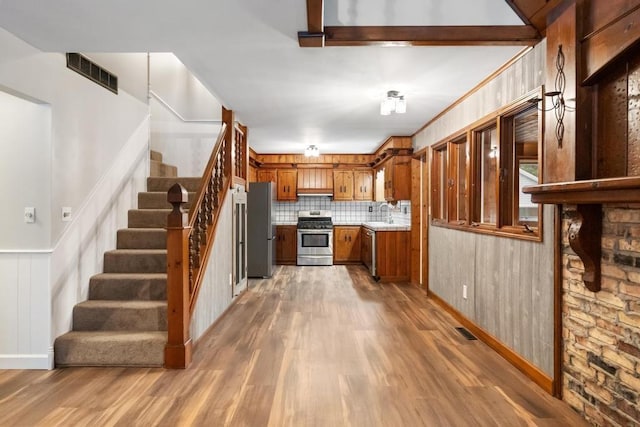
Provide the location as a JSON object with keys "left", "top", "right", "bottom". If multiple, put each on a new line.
{"left": 322, "top": 25, "right": 541, "bottom": 47}
{"left": 298, "top": 0, "right": 324, "bottom": 47}
{"left": 503, "top": 0, "right": 565, "bottom": 34}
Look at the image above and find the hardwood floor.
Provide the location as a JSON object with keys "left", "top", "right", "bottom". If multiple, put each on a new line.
{"left": 0, "top": 265, "right": 585, "bottom": 426}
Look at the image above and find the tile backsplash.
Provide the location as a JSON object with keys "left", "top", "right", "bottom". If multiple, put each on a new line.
{"left": 274, "top": 197, "right": 411, "bottom": 225}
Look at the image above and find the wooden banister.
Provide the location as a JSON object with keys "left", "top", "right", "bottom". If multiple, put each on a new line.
{"left": 165, "top": 184, "right": 192, "bottom": 368}
{"left": 165, "top": 115, "right": 234, "bottom": 368}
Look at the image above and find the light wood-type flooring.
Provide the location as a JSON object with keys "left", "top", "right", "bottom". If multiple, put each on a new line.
{"left": 0, "top": 265, "right": 585, "bottom": 426}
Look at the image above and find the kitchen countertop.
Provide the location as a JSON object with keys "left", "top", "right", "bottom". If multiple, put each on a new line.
{"left": 361, "top": 222, "right": 411, "bottom": 231}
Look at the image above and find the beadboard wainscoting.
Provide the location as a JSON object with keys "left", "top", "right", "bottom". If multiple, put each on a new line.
{"left": 0, "top": 252, "right": 51, "bottom": 369}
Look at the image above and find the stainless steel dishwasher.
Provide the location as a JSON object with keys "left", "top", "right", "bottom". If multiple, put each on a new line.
{"left": 362, "top": 227, "right": 376, "bottom": 279}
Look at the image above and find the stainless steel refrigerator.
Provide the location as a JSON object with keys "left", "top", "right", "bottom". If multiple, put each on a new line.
{"left": 247, "top": 182, "right": 276, "bottom": 278}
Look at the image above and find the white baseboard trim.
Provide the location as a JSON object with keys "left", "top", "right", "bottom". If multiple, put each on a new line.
{"left": 0, "top": 351, "right": 53, "bottom": 370}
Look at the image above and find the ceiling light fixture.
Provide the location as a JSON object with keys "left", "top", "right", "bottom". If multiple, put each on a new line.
{"left": 380, "top": 90, "right": 406, "bottom": 116}
{"left": 304, "top": 145, "right": 320, "bottom": 157}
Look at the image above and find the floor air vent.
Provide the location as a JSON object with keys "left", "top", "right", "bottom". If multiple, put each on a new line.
{"left": 66, "top": 53, "right": 118, "bottom": 94}
{"left": 455, "top": 327, "right": 477, "bottom": 340}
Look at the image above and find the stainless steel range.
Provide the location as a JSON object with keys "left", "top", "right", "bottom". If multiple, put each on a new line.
{"left": 297, "top": 210, "right": 333, "bottom": 266}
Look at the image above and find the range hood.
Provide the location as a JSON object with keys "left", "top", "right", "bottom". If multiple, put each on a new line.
{"left": 296, "top": 190, "right": 334, "bottom": 197}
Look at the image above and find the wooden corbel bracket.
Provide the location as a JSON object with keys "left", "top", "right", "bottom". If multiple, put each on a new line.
{"left": 523, "top": 176, "right": 640, "bottom": 293}
{"left": 567, "top": 204, "right": 602, "bottom": 292}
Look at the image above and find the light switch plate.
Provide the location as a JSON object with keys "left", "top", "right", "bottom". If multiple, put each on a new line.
{"left": 62, "top": 207, "right": 72, "bottom": 222}
{"left": 24, "top": 207, "right": 36, "bottom": 223}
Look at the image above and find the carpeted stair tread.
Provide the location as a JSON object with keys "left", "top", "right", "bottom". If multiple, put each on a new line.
{"left": 138, "top": 191, "right": 196, "bottom": 210}
{"left": 54, "top": 331, "right": 166, "bottom": 367}
{"left": 103, "top": 249, "right": 167, "bottom": 274}
{"left": 117, "top": 228, "right": 166, "bottom": 249}
{"left": 150, "top": 150, "right": 163, "bottom": 162}
{"left": 73, "top": 300, "right": 167, "bottom": 331}
{"left": 127, "top": 209, "right": 171, "bottom": 228}
{"left": 147, "top": 177, "right": 201, "bottom": 192}
{"left": 89, "top": 273, "right": 167, "bottom": 300}
{"left": 150, "top": 160, "right": 178, "bottom": 178}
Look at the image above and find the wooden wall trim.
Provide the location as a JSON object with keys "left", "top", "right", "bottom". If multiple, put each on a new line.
{"left": 553, "top": 205, "right": 563, "bottom": 398}
{"left": 428, "top": 291, "right": 554, "bottom": 395}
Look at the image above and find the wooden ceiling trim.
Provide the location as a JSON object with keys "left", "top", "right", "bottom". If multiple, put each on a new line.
{"left": 322, "top": 25, "right": 540, "bottom": 47}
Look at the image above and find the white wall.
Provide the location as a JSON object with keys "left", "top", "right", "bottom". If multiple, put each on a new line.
{"left": 86, "top": 53, "right": 149, "bottom": 104}
{"left": 149, "top": 53, "right": 223, "bottom": 177}
{"left": 149, "top": 53, "right": 222, "bottom": 121}
{"left": 150, "top": 96, "right": 221, "bottom": 177}
{"left": 0, "top": 28, "right": 150, "bottom": 369}
{"left": 0, "top": 28, "right": 150, "bottom": 243}
{"left": 0, "top": 90, "right": 52, "bottom": 249}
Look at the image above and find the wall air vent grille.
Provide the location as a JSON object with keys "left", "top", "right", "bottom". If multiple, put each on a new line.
{"left": 66, "top": 53, "right": 118, "bottom": 94}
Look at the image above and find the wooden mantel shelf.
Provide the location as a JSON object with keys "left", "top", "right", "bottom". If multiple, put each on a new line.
{"left": 522, "top": 176, "right": 640, "bottom": 204}
{"left": 523, "top": 176, "right": 640, "bottom": 294}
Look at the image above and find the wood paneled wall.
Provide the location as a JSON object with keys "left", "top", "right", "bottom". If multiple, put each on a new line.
{"left": 414, "top": 42, "right": 554, "bottom": 376}
{"left": 429, "top": 205, "right": 555, "bottom": 376}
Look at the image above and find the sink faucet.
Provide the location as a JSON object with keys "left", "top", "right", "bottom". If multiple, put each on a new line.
{"left": 377, "top": 203, "right": 393, "bottom": 223}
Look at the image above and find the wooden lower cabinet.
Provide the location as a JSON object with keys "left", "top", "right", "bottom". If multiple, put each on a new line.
{"left": 333, "top": 226, "right": 361, "bottom": 263}
{"left": 276, "top": 225, "right": 297, "bottom": 264}
{"left": 375, "top": 230, "right": 410, "bottom": 281}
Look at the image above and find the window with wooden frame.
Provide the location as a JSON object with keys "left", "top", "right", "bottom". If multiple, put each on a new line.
{"left": 500, "top": 105, "right": 541, "bottom": 230}
{"left": 431, "top": 142, "right": 448, "bottom": 221}
{"left": 430, "top": 135, "right": 468, "bottom": 224}
{"left": 430, "top": 88, "right": 543, "bottom": 241}
{"left": 472, "top": 124, "right": 499, "bottom": 225}
{"left": 448, "top": 136, "right": 468, "bottom": 224}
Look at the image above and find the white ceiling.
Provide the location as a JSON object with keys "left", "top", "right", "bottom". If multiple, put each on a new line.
{"left": 0, "top": 0, "right": 525, "bottom": 154}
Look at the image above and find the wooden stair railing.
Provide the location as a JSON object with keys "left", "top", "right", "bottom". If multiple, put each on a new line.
{"left": 164, "top": 121, "right": 230, "bottom": 369}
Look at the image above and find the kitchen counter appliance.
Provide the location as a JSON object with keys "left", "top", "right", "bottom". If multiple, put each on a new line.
{"left": 296, "top": 210, "right": 333, "bottom": 266}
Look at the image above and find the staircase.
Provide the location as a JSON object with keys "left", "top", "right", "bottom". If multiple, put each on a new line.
{"left": 54, "top": 151, "right": 199, "bottom": 367}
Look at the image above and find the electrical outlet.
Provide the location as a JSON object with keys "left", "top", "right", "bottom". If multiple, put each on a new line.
{"left": 463, "top": 285, "right": 468, "bottom": 300}
{"left": 24, "top": 207, "right": 36, "bottom": 223}
{"left": 368, "top": 205, "right": 373, "bottom": 212}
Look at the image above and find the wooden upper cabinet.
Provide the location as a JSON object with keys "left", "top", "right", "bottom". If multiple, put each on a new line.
{"left": 384, "top": 156, "right": 411, "bottom": 202}
{"left": 354, "top": 170, "right": 373, "bottom": 201}
{"left": 297, "top": 168, "right": 333, "bottom": 194}
{"left": 249, "top": 165, "right": 258, "bottom": 183}
{"left": 257, "top": 169, "right": 277, "bottom": 183}
{"left": 334, "top": 170, "right": 354, "bottom": 201}
{"left": 277, "top": 169, "right": 297, "bottom": 201}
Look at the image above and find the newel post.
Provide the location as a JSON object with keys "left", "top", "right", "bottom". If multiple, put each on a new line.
{"left": 164, "top": 183, "right": 193, "bottom": 368}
